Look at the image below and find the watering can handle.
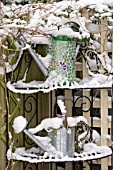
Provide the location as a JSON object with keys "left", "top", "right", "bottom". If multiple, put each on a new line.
{"left": 76, "top": 121, "right": 90, "bottom": 142}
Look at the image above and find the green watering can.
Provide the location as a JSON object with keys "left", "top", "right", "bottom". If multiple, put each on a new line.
{"left": 47, "top": 36, "right": 78, "bottom": 83}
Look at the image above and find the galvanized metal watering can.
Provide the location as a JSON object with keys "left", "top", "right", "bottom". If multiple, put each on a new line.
{"left": 13, "top": 116, "right": 90, "bottom": 157}
{"left": 48, "top": 120, "right": 90, "bottom": 157}
{"left": 48, "top": 126, "right": 75, "bottom": 157}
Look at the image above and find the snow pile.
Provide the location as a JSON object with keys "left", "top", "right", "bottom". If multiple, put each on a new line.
{"left": 83, "top": 142, "right": 112, "bottom": 155}
{"left": 28, "top": 117, "right": 63, "bottom": 134}
{"left": 77, "top": 0, "right": 113, "bottom": 18}
{"left": 107, "top": 115, "right": 112, "bottom": 122}
{"left": 1, "top": 0, "right": 113, "bottom": 88}
{"left": 13, "top": 116, "right": 28, "bottom": 133}
{"left": 0, "top": 1, "right": 90, "bottom": 43}
{"left": 28, "top": 116, "right": 88, "bottom": 134}
{"left": 38, "top": 54, "right": 52, "bottom": 68}
{"left": 27, "top": 1, "right": 90, "bottom": 39}
{"left": 12, "top": 147, "right": 42, "bottom": 159}
{"left": 7, "top": 73, "right": 112, "bottom": 94}
{"left": 67, "top": 116, "right": 87, "bottom": 127}
{"left": 57, "top": 100, "right": 67, "bottom": 114}
{"left": 7, "top": 143, "right": 112, "bottom": 163}
{"left": 78, "top": 129, "right": 101, "bottom": 145}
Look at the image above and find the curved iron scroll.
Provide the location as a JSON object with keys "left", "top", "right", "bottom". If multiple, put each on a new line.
{"left": 74, "top": 95, "right": 92, "bottom": 115}
{"left": 24, "top": 95, "right": 38, "bottom": 145}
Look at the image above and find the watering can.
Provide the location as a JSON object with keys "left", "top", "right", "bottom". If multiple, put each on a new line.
{"left": 13, "top": 116, "right": 90, "bottom": 157}
{"left": 47, "top": 36, "right": 77, "bottom": 83}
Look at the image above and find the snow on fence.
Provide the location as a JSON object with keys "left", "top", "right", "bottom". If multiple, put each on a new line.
{"left": 50, "top": 10, "right": 112, "bottom": 170}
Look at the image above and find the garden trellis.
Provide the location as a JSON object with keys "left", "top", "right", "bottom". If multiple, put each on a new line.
{"left": 0, "top": 0, "right": 113, "bottom": 170}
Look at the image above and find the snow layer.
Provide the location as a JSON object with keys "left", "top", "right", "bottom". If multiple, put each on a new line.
{"left": 13, "top": 116, "right": 28, "bottom": 133}
{"left": 28, "top": 117, "right": 63, "bottom": 134}
{"left": 83, "top": 142, "right": 112, "bottom": 155}
{"left": 79, "top": 129, "right": 101, "bottom": 145}
{"left": 1, "top": 0, "right": 113, "bottom": 92}
{"left": 67, "top": 116, "right": 87, "bottom": 127}
{"left": 0, "top": 67, "right": 5, "bottom": 75}
{"left": 77, "top": 0, "right": 113, "bottom": 10}
{"left": 57, "top": 100, "right": 67, "bottom": 114}
{"left": 28, "top": 116, "right": 87, "bottom": 134}
{"left": 7, "top": 144, "right": 112, "bottom": 163}
{"left": 7, "top": 71, "right": 112, "bottom": 94}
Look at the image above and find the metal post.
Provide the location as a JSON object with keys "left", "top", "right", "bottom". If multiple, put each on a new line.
{"left": 90, "top": 88, "right": 93, "bottom": 140}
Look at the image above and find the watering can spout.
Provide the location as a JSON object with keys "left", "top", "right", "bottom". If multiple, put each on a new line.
{"left": 23, "top": 129, "right": 48, "bottom": 152}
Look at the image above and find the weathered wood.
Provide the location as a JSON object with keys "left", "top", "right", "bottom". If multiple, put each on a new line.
{"left": 65, "top": 90, "right": 72, "bottom": 116}
{"left": 100, "top": 16, "right": 109, "bottom": 170}
{"left": 101, "top": 18, "right": 107, "bottom": 53}
{"left": 0, "top": 79, "right": 6, "bottom": 170}
{"left": 100, "top": 89, "right": 109, "bottom": 170}
{"left": 83, "top": 90, "right": 91, "bottom": 125}
{"left": 82, "top": 15, "right": 91, "bottom": 170}
{"left": 82, "top": 8, "right": 89, "bottom": 78}
{"left": 83, "top": 162, "right": 90, "bottom": 170}
{"left": 65, "top": 90, "right": 73, "bottom": 170}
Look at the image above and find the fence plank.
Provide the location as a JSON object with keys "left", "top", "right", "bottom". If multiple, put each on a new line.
{"left": 100, "top": 15, "right": 109, "bottom": 170}
{"left": 0, "top": 79, "right": 6, "bottom": 170}
{"left": 101, "top": 89, "right": 109, "bottom": 170}
{"left": 65, "top": 90, "right": 73, "bottom": 170}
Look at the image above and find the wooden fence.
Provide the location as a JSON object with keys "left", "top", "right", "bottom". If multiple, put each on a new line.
{"left": 0, "top": 77, "right": 6, "bottom": 170}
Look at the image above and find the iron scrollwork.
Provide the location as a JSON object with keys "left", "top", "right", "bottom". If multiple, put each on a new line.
{"left": 23, "top": 94, "right": 39, "bottom": 170}
{"left": 74, "top": 95, "right": 92, "bottom": 115}
{"left": 24, "top": 95, "right": 38, "bottom": 145}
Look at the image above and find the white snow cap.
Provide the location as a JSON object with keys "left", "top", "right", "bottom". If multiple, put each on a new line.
{"left": 13, "top": 116, "right": 28, "bottom": 133}
{"left": 28, "top": 116, "right": 88, "bottom": 134}
{"left": 83, "top": 142, "right": 112, "bottom": 155}
{"left": 57, "top": 99, "right": 67, "bottom": 114}
{"left": 28, "top": 117, "right": 63, "bottom": 134}
{"left": 67, "top": 116, "right": 87, "bottom": 127}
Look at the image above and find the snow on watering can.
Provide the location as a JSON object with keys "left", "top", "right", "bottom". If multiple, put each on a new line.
{"left": 13, "top": 99, "right": 89, "bottom": 157}
{"left": 47, "top": 100, "right": 89, "bottom": 157}
{"left": 47, "top": 36, "right": 77, "bottom": 83}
